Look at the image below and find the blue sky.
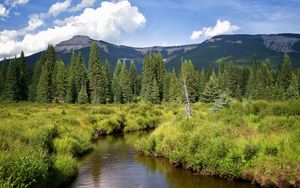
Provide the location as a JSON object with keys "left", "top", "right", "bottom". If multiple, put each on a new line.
{"left": 0, "top": 0, "right": 300, "bottom": 58}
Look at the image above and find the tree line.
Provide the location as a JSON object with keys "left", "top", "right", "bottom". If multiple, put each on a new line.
{"left": 0, "top": 42, "right": 299, "bottom": 104}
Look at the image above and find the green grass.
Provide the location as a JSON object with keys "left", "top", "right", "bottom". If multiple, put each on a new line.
{"left": 1, "top": 100, "right": 299, "bottom": 187}
{"left": 137, "top": 100, "right": 300, "bottom": 187}
{"left": 0, "top": 102, "right": 168, "bottom": 187}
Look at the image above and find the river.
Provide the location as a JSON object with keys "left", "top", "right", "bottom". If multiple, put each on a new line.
{"left": 67, "top": 132, "right": 258, "bottom": 188}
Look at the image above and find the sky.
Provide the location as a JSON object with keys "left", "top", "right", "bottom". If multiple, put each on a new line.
{"left": 0, "top": 0, "right": 300, "bottom": 59}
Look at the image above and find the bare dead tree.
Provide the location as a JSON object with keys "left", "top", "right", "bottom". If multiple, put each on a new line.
{"left": 183, "top": 76, "right": 192, "bottom": 118}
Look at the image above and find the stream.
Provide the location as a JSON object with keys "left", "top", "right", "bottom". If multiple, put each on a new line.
{"left": 67, "top": 132, "right": 258, "bottom": 188}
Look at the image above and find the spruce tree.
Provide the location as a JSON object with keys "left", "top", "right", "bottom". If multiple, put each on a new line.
{"left": 284, "top": 73, "right": 299, "bottom": 100}
{"left": 88, "top": 42, "right": 105, "bottom": 103}
{"left": 66, "top": 50, "right": 77, "bottom": 103}
{"left": 77, "top": 85, "right": 89, "bottom": 104}
{"left": 18, "top": 51, "right": 29, "bottom": 100}
{"left": 201, "top": 70, "right": 220, "bottom": 103}
{"left": 279, "top": 54, "right": 292, "bottom": 91}
{"left": 149, "top": 78, "right": 160, "bottom": 104}
{"left": 28, "top": 54, "right": 46, "bottom": 101}
{"left": 36, "top": 60, "right": 52, "bottom": 103}
{"left": 180, "top": 59, "right": 198, "bottom": 102}
{"left": 169, "top": 69, "right": 180, "bottom": 102}
{"left": 129, "top": 61, "right": 138, "bottom": 96}
{"left": 4, "top": 58, "right": 19, "bottom": 101}
{"left": 103, "top": 59, "right": 113, "bottom": 103}
{"left": 112, "top": 60, "right": 122, "bottom": 103}
{"left": 119, "top": 63, "right": 132, "bottom": 103}
{"left": 198, "top": 68, "right": 206, "bottom": 97}
{"left": 53, "top": 60, "right": 67, "bottom": 103}
{"left": 0, "top": 58, "right": 9, "bottom": 98}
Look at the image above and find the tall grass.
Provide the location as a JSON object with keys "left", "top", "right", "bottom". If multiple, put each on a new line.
{"left": 137, "top": 100, "right": 300, "bottom": 187}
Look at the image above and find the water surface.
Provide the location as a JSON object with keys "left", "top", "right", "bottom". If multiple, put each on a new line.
{"left": 68, "top": 132, "right": 257, "bottom": 188}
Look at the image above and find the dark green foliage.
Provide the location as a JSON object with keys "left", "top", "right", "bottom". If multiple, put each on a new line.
{"left": 284, "top": 73, "right": 299, "bottom": 100}
{"left": 201, "top": 70, "right": 220, "bottom": 103}
{"left": 180, "top": 59, "right": 199, "bottom": 102}
{"left": 112, "top": 60, "right": 122, "bottom": 103}
{"left": 279, "top": 54, "right": 292, "bottom": 91}
{"left": 77, "top": 86, "right": 89, "bottom": 104}
{"left": 103, "top": 59, "right": 113, "bottom": 103}
{"left": 169, "top": 69, "right": 180, "bottom": 102}
{"left": 36, "top": 45, "right": 57, "bottom": 103}
{"left": 53, "top": 60, "right": 67, "bottom": 103}
{"left": 129, "top": 61, "right": 139, "bottom": 96}
{"left": 28, "top": 54, "right": 46, "bottom": 101}
{"left": 88, "top": 42, "right": 106, "bottom": 104}
{"left": 141, "top": 53, "right": 165, "bottom": 103}
{"left": 0, "top": 58, "right": 9, "bottom": 98}
{"left": 119, "top": 63, "right": 132, "bottom": 103}
{"left": 18, "top": 51, "right": 30, "bottom": 100}
{"left": 4, "top": 58, "right": 19, "bottom": 101}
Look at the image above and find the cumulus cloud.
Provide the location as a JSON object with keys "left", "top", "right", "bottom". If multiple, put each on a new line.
{"left": 0, "top": 0, "right": 146, "bottom": 58}
{"left": 70, "top": 0, "right": 96, "bottom": 12}
{"left": 48, "top": 0, "right": 72, "bottom": 16}
{"left": 0, "top": 4, "right": 9, "bottom": 17}
{"left": 5, "top": 0, "right": 29, "bottom": 8}
{"left": 191, "top": 19, "right": 240, "bottom": 41}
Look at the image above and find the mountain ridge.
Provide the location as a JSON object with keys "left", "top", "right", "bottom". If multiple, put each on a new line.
{"left": 6, "top": 33, "right": 300, "bottom": 72}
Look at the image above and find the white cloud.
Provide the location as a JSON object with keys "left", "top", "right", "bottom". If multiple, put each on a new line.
{"left": 26, "top": 14, "right": 44, "bottom": 31}
{"left": 48, "top": 0, "right": 72, "bottom": 16}
{"left": 0, "top": 4, "right": 9, "bottom": 17}
{"left": 5, "top": 0, "right": 29, "bottom": 7}
{"left": 191, "top": 19, "right": 240, "bottom": 41}
{"left": 0, "top": 0, "right": 146, "bottom": 58}
{"left": 70, "top": 0, "right": 96, "bottom": 12}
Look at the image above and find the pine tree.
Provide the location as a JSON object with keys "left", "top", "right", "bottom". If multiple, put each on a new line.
{"left": 180, "top": 59, "right": 198, "bottom": 102}
{"left": 271, "top": 82, "right": 284, "bottom": 100}
{"left": 119, "top": 63, "right": 132, "bottom": 103}
{"left": 169, "top": 69, "right": 180, "bottom": 102}
{"left": 28, "top": 54, "right": 46, "bottom": 101}
{"left": 284, "top": 73, "right": 299, "bottom": 100}
{"left": 36, "top": 60, "right": 52, "bottom": 103}
{"left": 103, "top": 59, "right": 113, "bottom": 103}
{"left": 198, "top": 68, "right": 206, "bottom": 96}
{"left": 141, "top": 53, "right": 165, "bottom": 103}
{"left": 18, "top": 51, "right": 30, "bottom": 100}
{"left": 162, "top": 71, "right": 171, "bottom": 102}
{"left": 279, "top": 54, "right": 292, "bottom": 91}
{"left": 4, "top": 58, "right": 19, "bottom": 101}
{"left": 53, "top": 60, "right": 67, "bottom": 103}
{"left": 77, "top": 85, "right": 89, "bottom": 104}
{"left": 201, "top": 70, "right": 220, "bottom": 103}
{"left": 112, "top": 60, "right": 122, "bottom": 103}
{"left": 129, "top": 61, "right": 138, "bottom": 96}
{"left": 149, "top": 78, "right": 160, "bottom": 104}
{"left": 66, "top": 50, "right": 77, "bottom": 103}
{"left": 0, "top": 58, "right": 9, "bottom": 98}
{"left": 88, "top": 42, "right": 105, "bottom": 103}
{"left": 36, "top": 45, "right": 57, "bottom": 102}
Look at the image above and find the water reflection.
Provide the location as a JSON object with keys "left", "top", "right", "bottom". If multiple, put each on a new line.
{"left": 68, "top": 132, "right": 257, "bottom": 188}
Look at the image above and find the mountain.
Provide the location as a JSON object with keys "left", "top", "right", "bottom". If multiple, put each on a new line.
{"left": 169, "top": 33, "right": 300, "bottom": 70}
{"left": 21, "top": 33, "right": 300, "bottom": 72}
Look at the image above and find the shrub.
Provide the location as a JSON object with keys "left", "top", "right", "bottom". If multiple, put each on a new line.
{"left": 243, "top": 144, "right": 259, "bottom": 161}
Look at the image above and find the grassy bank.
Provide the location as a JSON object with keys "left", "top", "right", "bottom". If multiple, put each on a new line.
{"left": 137, "top": 100, "right": 300, "bottom": 187}
{"left": 0, "top": 102, "right": 169, "bottom": 188}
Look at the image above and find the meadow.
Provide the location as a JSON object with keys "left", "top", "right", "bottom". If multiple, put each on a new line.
{"left": 137, "top": 100, "right": 300, "bottom": 187}
{"left": 0, "top": 100, "right": 300, "bottom": 187}
{"left": 0, "top": 102, "right": 170, "bottom": 187}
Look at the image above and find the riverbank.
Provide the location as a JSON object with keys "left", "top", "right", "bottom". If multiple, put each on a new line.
{"left": 137, "top": 100, "right": 300, "bottom": 188}
{"left": 0, "top": 102, "right": 170, "bottom": 187}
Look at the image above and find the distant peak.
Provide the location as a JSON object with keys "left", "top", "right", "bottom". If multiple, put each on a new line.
{"left": 71, "top": 35, "right": 91, "bottom": 40}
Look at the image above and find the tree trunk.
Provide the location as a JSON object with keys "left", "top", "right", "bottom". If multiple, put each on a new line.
{"left": 183, "top": 77, "right": 192, "bottom": 118}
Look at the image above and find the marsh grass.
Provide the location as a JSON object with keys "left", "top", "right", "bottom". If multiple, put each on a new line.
{"left": 137, "top": 100, "right": 300, "bottom": 187}
{"left": 0, "top": 102, "right": 168, "bottom": 187}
